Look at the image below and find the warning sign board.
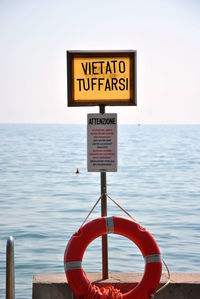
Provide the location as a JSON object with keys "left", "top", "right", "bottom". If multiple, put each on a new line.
{"left": 87, "top": 113, "right": 117, "bottom": 172}
{"left": 67, "top": 51, "right": 136, "bottom": 106}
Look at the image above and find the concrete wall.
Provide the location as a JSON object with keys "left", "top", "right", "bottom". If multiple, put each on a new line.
{"left": 32, "top": 273, "right": 200, "bottom": 299}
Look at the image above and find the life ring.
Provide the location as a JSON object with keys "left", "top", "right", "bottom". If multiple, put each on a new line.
{"left": 64, "top": 216, "right": 162, "bottom": 299}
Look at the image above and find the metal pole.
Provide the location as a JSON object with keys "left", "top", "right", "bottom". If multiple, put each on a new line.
{"left": 6, "top": 236, "right": 15, "bottom": 299}
{"left": 99, "top": 104, "right": 108, "bottom": 279}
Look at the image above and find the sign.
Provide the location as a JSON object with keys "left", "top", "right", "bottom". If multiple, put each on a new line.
{"left": 67, "top": 51, "right": 136, "bottom": 106}
{"left": 87, "top": 113, "right": 117, "bottom": 172}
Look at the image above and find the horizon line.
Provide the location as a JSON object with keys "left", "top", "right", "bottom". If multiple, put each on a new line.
{"left": 0, "top": 122, "right": 200, "bottom": 126}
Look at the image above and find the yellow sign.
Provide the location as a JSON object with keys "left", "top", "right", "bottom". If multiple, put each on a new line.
{"left": 67, "top": 51, "right": 136, "bottom": 106}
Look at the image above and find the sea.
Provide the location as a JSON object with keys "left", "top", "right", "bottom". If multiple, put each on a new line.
{"left": 0, "top": 124, "right": 200, "bottom": 299}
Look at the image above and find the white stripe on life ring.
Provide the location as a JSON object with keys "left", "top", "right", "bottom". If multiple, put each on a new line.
{"left": 64, "top": 261, "right": 82, "bottom": 271}
{"left": 106, "top": 217, "right": 114, "bottom": 233}
{"left": 145, "top": 254, "right": 161, "bottom": 263}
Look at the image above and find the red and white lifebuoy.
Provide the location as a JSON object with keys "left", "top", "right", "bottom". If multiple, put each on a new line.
{"left": 64, "top": 216, "right": 162, "bottom": 299}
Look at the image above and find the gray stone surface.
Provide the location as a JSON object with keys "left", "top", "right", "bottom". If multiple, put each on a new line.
{"left": 32, "top": 273, "right": 200, "bottom": 299}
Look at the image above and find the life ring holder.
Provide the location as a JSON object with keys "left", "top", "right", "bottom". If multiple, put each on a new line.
{"left": 64, "top": 193, "right": 170, "bottom": 299}
{"left": 64, "top": 215, "right": 162, "bottom": 299}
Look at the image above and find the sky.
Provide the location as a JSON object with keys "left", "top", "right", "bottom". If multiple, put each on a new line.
{"left": 0, "top": 0, "right": 200, "bottom": 124}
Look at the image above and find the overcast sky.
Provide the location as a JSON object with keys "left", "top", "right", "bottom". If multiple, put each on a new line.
{"left": 0, "top": 0, "right": 199, "bottom": 124}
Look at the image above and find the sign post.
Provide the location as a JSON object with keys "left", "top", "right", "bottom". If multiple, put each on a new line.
{"left": 67, "top": 50, "right": 137, "bottom": 280}
{"left": 87, "top": 108, "right": 117, "bottom": 278}
{"left": 100, "top": 105, "right": 108, "bottom": 279}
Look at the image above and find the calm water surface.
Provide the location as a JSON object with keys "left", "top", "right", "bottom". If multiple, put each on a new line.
{"left": 0, "top": 124, "right": 200, "bottom": 298}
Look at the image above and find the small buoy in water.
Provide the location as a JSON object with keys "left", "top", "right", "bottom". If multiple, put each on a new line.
{"left": 76, "top": 168, "right": 80, "bottom": 175}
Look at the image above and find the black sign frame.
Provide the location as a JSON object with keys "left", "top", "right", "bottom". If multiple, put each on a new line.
{"left": 67, "top": 50, "right": 137, "bottom": 107}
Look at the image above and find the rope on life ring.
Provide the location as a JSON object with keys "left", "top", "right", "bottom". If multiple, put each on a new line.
{"left": 64, "top": 216, "right": 162, "bottom": 299}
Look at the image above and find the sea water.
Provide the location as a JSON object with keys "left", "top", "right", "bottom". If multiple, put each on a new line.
{"left": 0, "top": 124, "right": 200, "bottom": 299}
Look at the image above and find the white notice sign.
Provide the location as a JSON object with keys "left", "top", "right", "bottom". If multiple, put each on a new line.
{"left": 87, "top": 113, "right": 117, "bottom": 172}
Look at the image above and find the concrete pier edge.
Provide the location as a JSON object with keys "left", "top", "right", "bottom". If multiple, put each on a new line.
{"left": 33, "top": 273, "right": 200, "bottom": 299}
